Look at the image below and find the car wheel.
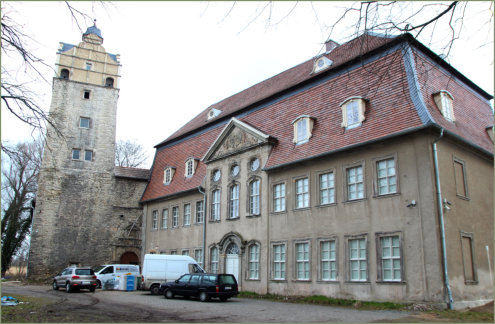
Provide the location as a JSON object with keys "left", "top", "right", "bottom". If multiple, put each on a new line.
{"left": 52, "top": 281, "right": 58, "bottom": 290}
{"left": 150, "top": 284, "right": 160, "bottom": 295}
{"left": 164, "top": 289, "right": 174, "bottom": 299}
{"left": 90, "top": 286, "right": 96, "bottom": 292}
{"left": 199, "top": 291, "right": 210, "bottom": 302}
{"left": 220, "top": 296, "right": 228, "bottom": 302}
{"left": 65, "top": 283, "right": 72, "bottom": 293}
{"left": 96, "top": 280, "right": 102, "bottom": 289}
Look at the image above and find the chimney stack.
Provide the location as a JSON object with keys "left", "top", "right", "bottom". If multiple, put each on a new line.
{"left": 325, "top": 40, "right": 339, "bottom": 53}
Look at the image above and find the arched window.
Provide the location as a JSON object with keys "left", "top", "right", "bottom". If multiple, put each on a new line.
{"left": 249, "top": 178, "right": 260, "bottom": 215}
{"left": 226, "top": 242, "right": 240, "bottom": 255}
{"left": 60, "top": 69, "right": 69, "bottom": 79}
{"left": 105, "top": 77, "right": 114, "bottom": 87}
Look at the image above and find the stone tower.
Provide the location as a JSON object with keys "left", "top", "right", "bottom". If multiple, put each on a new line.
{"left": 28, "top": 24, "right": 148, "bottom": 279}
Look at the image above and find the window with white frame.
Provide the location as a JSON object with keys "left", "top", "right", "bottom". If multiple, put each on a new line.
{"left": 161, "top": 209, "right": 168, "bottom": 229}
{"left": 210, "top": 247, "right": 219, "bottom": 273}
{"left": 273, "top": 183, "right": 286, "bottom": 212}
{"left": 183, "top": 203, "right": 191, "bottom": 226}
{"left": 349, "top": 237, "right": 367, "bottom": 281}
{"left": 172, "top": 206, "right": 179, "bottom": 227}
{"left": 347, "top": 165, "right": 364, "bottom": 200}
{"left": 273, "top": 244, "right": 286, "bottom": 280}
{"left": 194, "top": 249, "right": 203, "bottom": 268}
{"left": 292, "top": 116, "right": 315, "bottom": 144}
{"left": 79, "top": 117, "right": 90, "bottom": 128}
{"left": 341, "top": 97, "right": 366, "bottom": 129}
{"left": 248, "top": 244, "right": 260, "bottom": 279}
{"left": 295, "top": 242, "right": 310, "bottom": 280}
{"left": 377, "top": 158, "right": 397, "bottom": 195}
{"left": 434, "top": 90, "right": 455, "bottom": 121}
{"left": 185, "top": 158, "right": 196, "bottom": 177}
{"left": 211, "top": 189, "right": 221, "bottom": 221}
{"left": 320, "top": 240, "right": 337, "bottom": 281}
{"left": 195, "top": 200, "right": 204, "bottom": 223}
{"left": 229, "top": 184, "right": 240, "bottom": 219}
{"left": 72, "top": 149, "right": 81, "bottom": 160}
{"left": 164, "top": 167, "right": 175, "bottom": 185}
{"left": 378, "top": 235, "right": 402, "bottom": 282}
{"left": 295, "top": 178, "right": 309, "bottom": 209}
{"left": 84, "top": 150, "right": 93, "bottom": 161}
{"left": 151, "top": 210, "right": 158, "bottom": 230}
{"left": 319, "top": 172, "right": 335, "bottom": 205}
{"left": 249, "top": 179, "right": 260, "bottom": 215}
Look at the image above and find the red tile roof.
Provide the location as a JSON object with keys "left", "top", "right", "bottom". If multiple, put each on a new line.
{"left": 141, "top": 33, "right": 493, "bottom": 203}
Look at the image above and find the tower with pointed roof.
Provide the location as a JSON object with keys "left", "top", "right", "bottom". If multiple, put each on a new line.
{"left": 28, "top": 24, "right": 148, "bottom": 279}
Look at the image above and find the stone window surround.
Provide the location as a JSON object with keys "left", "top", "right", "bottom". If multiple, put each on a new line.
{"left": 344, "top": 233, "right": 369, "bottom": 283}
{"left": 271, "top": 181, "right": 287, "bottom": 214}
{"left": 247, "top": 241, "right": 261, "bottom": 280}
{"left": 453, "top": 156, "right": 469, "bottom": 200}
{"left": 161, "top": 208, "right": 168, "bottom": 230}
{"left": 227, "top": 182, "right": 240, "bottom": 220}
{"left": 195, "top": 200, "right": 204, "bottom": 224}
{"left": 183, "top": 203, "right": 191, "bottom": 227}
{"left": 317, "top": 169, "right": 336, "bottom": 206}
{"left": 171, "top": 206, "right": 179, "bottom": 228}
{"left": 270, "top": 241, "right": 288, "bottom": 281}
{"left": 317, "top": 236, "right": 338, "bottom": 282}
{"left": 343, "top": 161, "right": 366, "bottom": 202}
{"left": 294, "top": 175, "right": 310, "bottom": 210}
{"left": 371, "top": 153, "right": 400, "bottom": 198}
{"left": 375, "top": 231, "right": 405, "bottom": 283}
{"left": 151, "top": 210, "right": 158, "bottom": 231}
{"left": 460, "top": 231, "right": 478, "bottom": 284}
{"left": 293, "top": 239, "right": 311, "bottom": 281}
{"left": 247, "top": 176, "right": 261, "bottom": 217}
{"left": 210, "top": 187, "right": 221, "bottom": 222}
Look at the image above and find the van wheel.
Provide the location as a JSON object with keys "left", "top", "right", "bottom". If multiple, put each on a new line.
{"left": 199, "top": 291, "right": 210, "bottom": 302}
{"left": 165, "top": 289, "right": 174, "bottom": 299}
{"left": 52, "top": 281, "right": 58, "bottom": 290}
{"left": 150, "top": 284, "right": 160, "bottom": 295}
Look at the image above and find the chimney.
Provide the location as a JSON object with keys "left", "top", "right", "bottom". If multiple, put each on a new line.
{"left": 325, "top": 40, "right": 339, "bottom": 53}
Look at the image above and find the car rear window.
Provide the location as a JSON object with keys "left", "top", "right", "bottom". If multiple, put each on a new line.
{"left": 219, "top": 275, "right": 236, "bottom": 285}
{"left": 202, "top": 275, "right": 216, "bottom": 285}
{"left": 75, "top": 269, "right": 94, "bottom": 275}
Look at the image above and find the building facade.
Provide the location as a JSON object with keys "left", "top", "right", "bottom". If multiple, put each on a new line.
{"left": 140, "top": 33, "right": 493, "bottom": 308}
{"left": 28, "top": 25, "right": 148, "bottom": 279}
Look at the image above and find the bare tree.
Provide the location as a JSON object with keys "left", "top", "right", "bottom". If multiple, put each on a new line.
{"left": 1, "top": 138, "right": 43, "bottom": 277}
{"left": 115, "top": 139, "right": 149, "bottom": 168}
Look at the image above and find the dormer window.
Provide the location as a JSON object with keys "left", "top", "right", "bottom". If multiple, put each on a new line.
{"left": 164, "top": 167, "right": 176, "bottom": 185}
{"left": 341, "top": 97, "right": 366, "bottom": 129}
{"left": 292, "top": 115, "right": 315, "bottom": 145}
{"left": 207, "top": 108, "right": 222, "bottom": 120}
{"left": 185, "top": 158, "right": 198, "bottom": 177}
{"left": 433, "top": 90, "right": 455, "bottom": 121}
{"left": 313, "top": 56, "right": 333, "bottom": 73}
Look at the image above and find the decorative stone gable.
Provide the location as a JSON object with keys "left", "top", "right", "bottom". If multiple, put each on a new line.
{"left": 203, "top": 118, "right": 276, "bottom": 163}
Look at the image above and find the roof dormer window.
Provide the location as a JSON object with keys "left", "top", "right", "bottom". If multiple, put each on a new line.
{"left": 185, "top": 158, "right": 198, "bottom": 178}
{"left": 341, "top": 97, "right": 366, "bottom": 129}
{"left": 313, "top": 56, "right": 333, "bottom": 73}
{"left": 433, "top": 90, "right": 455, "bottom": 122}
{"left": 207, "top": 108, "right": 222, "bottom": 120}
{"left": 292, "top": 115, "right": 315, "bottom": 145}
{"left": 164, "top": 167, "right": 175, "bottom": 185}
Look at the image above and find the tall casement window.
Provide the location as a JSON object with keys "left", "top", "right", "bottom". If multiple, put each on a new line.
{"left": 194, "top": 249, "right": 203, "bottom": 268}
{"left": 433, "top": 90, "right": 455, "bottom": 121}
{"left": 295, "top": 242, "right": 310, "bottom": 280}
{"left": 185, "top": 158, "right": 196, "bottom": 177}
{"left": 161, "top": 209, "right": 168, "bottom": 229}
{"left": 460, "top": 232, "right": 477, "bottom": 283}
{"left": 151, "top": 210, "right": 158, "bottom": 230}
{"left": 292, "top": 115, "right": 315, "bottom": 145}
{"left": 229, "top": 184, "right": 240, "bottom": 219}
{"left": 348, "top": 237, "right": 367, "bottom": 281}
{"left": 273, "top": 243, "right": 286, "bottom": 280}
{"left": 340, "top": 97, "right": 366, "bottom": 129}
{"left": 249, "top": 179, "right": 261, "bottom": 215}
{"left": 163, "top": 167, "right": 175, "bottom": 185}
{"left": 248, "top": 244, "right": 260, "bottom": 280}
{"left": 295, "top": 177, "right": 309, "bottom": 209}
{"left": 211, "top": 189, "right": 221, "bottom": 221}
{"left": 376, "top": 158, "right": 397, "bottom": 195}
{"left": 195, "top": 201, "right": 204, "bottom": 224}
{"left": 172, "top": 206, "right": 179, "bottom": 228}
{"left": 273, "top": 183, "right": 286, "bottom": 212}
{"left": 210, "top": 247, "right": 219, "bottom": 273}
{"left": 320, "top": 240, "right": 337, "bottom": 281}
{"left": 377, "top": 234, "right": 402, "bottom": 282}
{"left": 346, "top": 165, "right": 364, "bottom": 200}
{"left": 319, "top": 172, "right": 335, "bottom": 205}
{"left": 183, "top": 203, "right": 191, "bottom": 226}
{"left": 454, "top": 158, "right": 469, "bottom": 198}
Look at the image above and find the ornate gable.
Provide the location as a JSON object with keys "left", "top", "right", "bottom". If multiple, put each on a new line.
{"left": 203, "top": 118, "right": 276, "bottom": 163}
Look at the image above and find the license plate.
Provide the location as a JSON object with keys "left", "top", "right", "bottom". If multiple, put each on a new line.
{"left": 225, "top": 286, "right": 231, "bottom": 290}
{"left": 82, "top": 281, "right": 90, "bottom": 285}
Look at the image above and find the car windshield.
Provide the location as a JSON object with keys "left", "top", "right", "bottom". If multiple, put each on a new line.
{"left": 75, "top": 269, "right": 94, "bottom": 275}
{"left": 219, "top": 275, "right": 236, "bottom": 285}
{"left": 93, "top": 266, "right": 105, "bottom": 273}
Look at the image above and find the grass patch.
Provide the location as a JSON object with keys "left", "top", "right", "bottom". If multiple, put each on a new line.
{"left": 430, "top": 309, "right": 493, "bottom": 323}
{"left": 1, "top": 293, "right": 56, "bottom": 323}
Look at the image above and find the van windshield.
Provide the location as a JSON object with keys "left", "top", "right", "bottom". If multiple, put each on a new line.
{"left": 93, "top": 266, "right": 105, "bottom": 273}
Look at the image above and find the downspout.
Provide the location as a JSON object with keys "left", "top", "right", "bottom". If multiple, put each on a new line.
{"left": 432, "top": 128, "right": 454, "bottom": 309}
{"left": 198, "top": 185, "right": 207, "bottom": 269}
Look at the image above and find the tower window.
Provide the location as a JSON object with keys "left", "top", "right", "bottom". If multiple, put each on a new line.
{"left": 105, "top": 77, "right": 114, "bottom": 88}
{"left": 84, "top": 150, "right": 93, "bottom": 161}
{"left": 79, "top": 117, "right": 90, "bottom": 128}
{"left": 60, "top": 69, "right": 70, "bottom": 79}
{"left": 72, "top": 149, "right": 81, "bottom": 160}
{"left": 83, "top": 90, "right": 91, "bottom": 99}
{"left": 85, "top": 62, "right": 92, "bottom": 71}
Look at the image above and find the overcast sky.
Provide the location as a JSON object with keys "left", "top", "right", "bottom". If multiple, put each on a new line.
{"left": 2, "top": 1, "right": 493, "bottom": 168}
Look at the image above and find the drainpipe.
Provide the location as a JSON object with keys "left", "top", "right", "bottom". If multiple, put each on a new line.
{"left": 198, "top": 185, "right": 207, "bottom": 269}
{"left": 432, "top": 128, "right": 454, "bottom": 309}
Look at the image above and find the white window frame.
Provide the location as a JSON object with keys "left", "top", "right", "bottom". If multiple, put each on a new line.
{"left": 248, "top": 243, "right": 260, "bottom": 280}
{"left": 377, "top": 234, "right": 402, "bottom": 282}
{"left": 210, "top": 247, "right": 219, "bottom": 273}
{"left": 84, "top": 150, "right": 93, "bottom": 161}
{"left": 183, "top": 203, "right": 191, "bottom": 226}
{"left": 319, "top": 172, "right": 335, "bottom": 205}
{"left": 272, "top": 243, "right": 286, "bottom": 280}
{"left": 273, "top": 183, "right": 286, "bottom": 212}
{"left": 211, "top": 189, "right": 221, "bottom": 221}
{"left": 164, "top": 167, "right": 175, "bottom": 185}
{"left": 195, "top": 200, "right": 204, "bottom": 224}
{"left": 295, "top": 177, "right": 309, "bottom": 209}
{"left": 434, "top": 90, "right": 455, "bottom": 121}
{"left": 346, "top": 165, "right": 364, "bottom": 201}
{"left": 319, "top": 239, "right": 337, "bottom": 281}
{"left": 229, "top": 184, "right": 240, "bottom": 219}
{"left": 295, "top": 241, "right": 310, "bottom": 280}
{"left": 376, "top": 158, "right": 397, "bottom": 195}
{"left": 161, "top": 209, "right": 168, "bottom": 229}
{"left": 292, "top": 116, "right": 315, "bottom": 144}
{"left": 194, "top": 249, "right": 203, "bottom": 268}
{"left": 249, "top": 179, "right": 261, "bottom": 215}
{"left": 340, "top": 97, "right": 366, "bottom": 129}
{"left": 172, "top": 206, "right": 179, "bottom": 228}
{"left": 347, "top": 236, "right": 368, "bottom": 282}
{"left": 151, "top": 210, "right": 158, "bottom": 230}
{"left": 72, "top": 149, "right": 81, "bottom": 160}
{"left": 185, "top": 158, "right": 196, "bottom": 177}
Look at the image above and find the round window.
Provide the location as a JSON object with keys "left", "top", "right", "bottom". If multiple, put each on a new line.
{"left": 250, "top": 158, "right": 260, "bottom": 171}
{"left": 231, "top": 164, "right": 240, "bottom": 177}
{"left": 213, "top": 169, "right": 221, "bottom": 182}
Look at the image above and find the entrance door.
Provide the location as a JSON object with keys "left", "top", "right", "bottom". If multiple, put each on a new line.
{"left": 225, "top": 243, "right": 240, "bottom": 283}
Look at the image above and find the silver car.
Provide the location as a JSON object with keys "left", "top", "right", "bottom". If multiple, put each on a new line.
{"left": 52, "top": 267, "right": 97, "bottom": 292}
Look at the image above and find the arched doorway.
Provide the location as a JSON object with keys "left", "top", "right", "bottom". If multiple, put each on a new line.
{"left": 120, "top": 251, "right": 139, "bottom": 265}
{"left": 225, "top": 242, "right": 240, "bottom": 283}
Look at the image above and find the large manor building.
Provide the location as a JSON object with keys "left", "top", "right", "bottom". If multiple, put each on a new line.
{"left": 30, "top": 25, "right": 493, "bottom": 309}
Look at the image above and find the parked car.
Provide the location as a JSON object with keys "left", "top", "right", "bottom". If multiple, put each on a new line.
{"left": 52, "top": 267, "right": 97, "bottom": 293}
{"left": 93, "top": 264, "right": 140, "bottom": 289}
{"left": 160, "top": 273, "right": 238, "bottom": 302}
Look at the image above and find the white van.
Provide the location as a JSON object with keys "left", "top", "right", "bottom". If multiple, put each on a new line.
{"left": 93, "top": 264, "right": 140, "bottom": 289}
{"left": 141, "top": 254, "right": 204, "bottom": 294}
